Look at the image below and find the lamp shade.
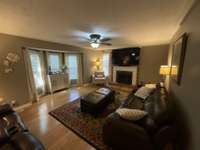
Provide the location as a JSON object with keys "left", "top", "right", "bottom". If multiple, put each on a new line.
{"left": 159, "top": 65, "right": 171, "bottom": 75}
{"left": 171, "top": 65, "right": 178, "bottom": 75}
{"left": 0, "top": 97, "right": 3, "bottom": 103}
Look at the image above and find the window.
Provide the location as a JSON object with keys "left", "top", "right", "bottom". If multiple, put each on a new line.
{"left": 102, "top": 53, "right": 110, "bottom": 76}
{"left": 48, "top": 53, "right": 61, "bottom": 73}
{"left": 66, "top": 55, "right": 78, "bottom": 80}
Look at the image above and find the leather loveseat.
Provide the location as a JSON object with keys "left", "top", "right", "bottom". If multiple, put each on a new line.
{"left": 103, "top": 86, "right": 176, "bottom": 150}
{"left": 0, "top": 104, "right": 45, "bottom": 150}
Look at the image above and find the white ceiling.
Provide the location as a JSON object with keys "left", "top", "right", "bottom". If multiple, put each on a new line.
{"left": 0, "top": 0, "right": 192, "bottom": 50}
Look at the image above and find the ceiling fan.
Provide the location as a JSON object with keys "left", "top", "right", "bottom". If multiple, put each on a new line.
{"left": 86, "top": 34, "right": 112, "bottom": 48}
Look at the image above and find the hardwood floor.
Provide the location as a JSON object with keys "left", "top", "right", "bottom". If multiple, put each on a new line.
{"left": 19, "top": 86, "right": 98, "bottom": 150}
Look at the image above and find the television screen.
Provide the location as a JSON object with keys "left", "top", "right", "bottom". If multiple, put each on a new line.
{"left": 112, "top": 47, "right": 140, "bottom": 66}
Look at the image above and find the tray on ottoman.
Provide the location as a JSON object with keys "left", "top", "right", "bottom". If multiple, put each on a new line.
{"left": 81, "top": 87, "right": 115, "bottom": 115}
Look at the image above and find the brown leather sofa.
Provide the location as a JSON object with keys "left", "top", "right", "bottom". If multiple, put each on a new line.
{"left": 103, "top": 86, "right": 176, "bottom": 150}
{"left": 0, "top": 104, "right": 45, "bottom": 150}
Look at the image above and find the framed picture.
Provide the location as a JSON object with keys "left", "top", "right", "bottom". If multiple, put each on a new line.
{"left": 171, "top": 33, "right": 188, "bottom": 85}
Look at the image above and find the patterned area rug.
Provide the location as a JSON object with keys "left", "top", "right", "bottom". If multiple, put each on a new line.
{"left": 49, "top": 94, "right": 127, "bottom": 150}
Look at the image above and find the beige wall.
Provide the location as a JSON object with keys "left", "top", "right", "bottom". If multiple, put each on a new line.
{"left": 0, "top": 33, "right": 101, "bottom": 106}
{"left": 166, "top": 2, "right": 200, "bottom": 150}
{"left": 138, "top": 45, "right": 169, "bottom": 83}
{"left": 107, "top": 45, "right": 169, "bottom": 84}
{"left": 83, "top": 49, "right": 103, "bottom": 82}
{"left": 0, "top": 34, "right": 170, "bottom": 108}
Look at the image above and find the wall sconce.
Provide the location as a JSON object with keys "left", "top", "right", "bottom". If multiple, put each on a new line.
{"left": 3, "top": 52, "right": 20, "bottom": 73}
{"left": 95, "top": 58, "right": 101, "bottom": 70}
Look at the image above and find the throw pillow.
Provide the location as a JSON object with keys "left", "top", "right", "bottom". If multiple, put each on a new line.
{"left": 145, "top": 84, "right": 156, "bottom": 89}
{"left": 95, "top": 72, "right": 104, "bottom": 77}
{"left": 134, "top": 86, "right": 154, "bottom": 100}
{"left": 116, "top": 108, "right": 148, "bottom": 121}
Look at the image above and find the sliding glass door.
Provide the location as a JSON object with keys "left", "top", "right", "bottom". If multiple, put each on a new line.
{"left": 65, "top": 54, "right": 82, "bottom": 86}
{"left": 29, "top": 51, "right": 46, "bottom": 96}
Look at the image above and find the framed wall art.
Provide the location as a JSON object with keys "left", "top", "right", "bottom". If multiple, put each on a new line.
{"left": 171, "top": 33, "right": 188, "bottom": 85}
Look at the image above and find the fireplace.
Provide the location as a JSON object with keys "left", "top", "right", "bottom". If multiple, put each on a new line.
{"left": 113, "top": 66, "right": 137, "bottom": 85}
{"left": 116, "top": 71, "right": 132, "bottom": 84}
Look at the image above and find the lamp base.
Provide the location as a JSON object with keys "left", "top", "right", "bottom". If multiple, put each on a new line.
{"left": 160, "top": 82, "right": 165, "bottom": 88}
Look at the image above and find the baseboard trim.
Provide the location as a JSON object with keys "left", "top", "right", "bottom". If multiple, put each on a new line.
{"left": 83, "top": 83, "right": 91, "bottom": 87}
{"left": 14, "top": 102, "right": 33, "bottom": 112}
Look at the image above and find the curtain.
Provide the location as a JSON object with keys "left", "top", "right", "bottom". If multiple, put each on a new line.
{"left": 102, "top": 52, "right": 110, "bottom": 77}
{"left": 108, "top": 52, "right": 112, "bottom": 81}
{"left": 77, "top": 53, "right": 83, "bottom": 85}
{"left": 22, "top": 47, "right": 38, "bottom": 102}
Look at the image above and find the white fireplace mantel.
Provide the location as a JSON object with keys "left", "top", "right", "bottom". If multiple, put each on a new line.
{"left": 113, "top": 66, "right": 138, "bottom": 85}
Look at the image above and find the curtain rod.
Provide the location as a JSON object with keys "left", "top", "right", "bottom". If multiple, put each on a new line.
{"left": 22, "top": 46, "right": 83, "bottom": 54}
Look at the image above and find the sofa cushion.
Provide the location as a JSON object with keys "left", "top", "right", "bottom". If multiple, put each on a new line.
{"left": 103, "top": 86, "right": 174, "bottom": 150}
{"left": 0, "top": 104, "right": 14, "bottom": 116}
{"left": 121, "top": 93, "right": 144, "bottom": 110}
{"left": 136, "top": 116, "right": 158, "bottom": 135}
{"left": 132, "top": 88, "right": 170, "bottom": 134}
{"left": 144, "top": 88, "right": 170, "bottom": 127}
{"left": 94, "top": 77, "right": 105, "bottom": 80}
{"left": 1, "top": 112, "right": 28, "bottom": 133}
{"left": 11, "top": 132, "right": 45, "bottom": 150}
{"left": 103, "top": 113, "right": 153, "bottom": 150}
{"left": 0, "top": 143, "right": 15, "bottom": 150}
{"left": 0, "top": 106, "right": 45, "bottom": 150}
{"left": 116, "top": 108, "right": 148, "bottom": 121}
{"left": 0, "top": 124, "right": 9, "bottom": 146}
{"left": 94, "top": 72, "right": 104, "bottom": 77}
{"left": 134, "top": 86, "right": 155, "bottom": 100}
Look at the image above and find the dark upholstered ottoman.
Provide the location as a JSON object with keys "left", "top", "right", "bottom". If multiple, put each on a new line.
{"left": 81, "top": 88, "right": 115, "bottom": 115}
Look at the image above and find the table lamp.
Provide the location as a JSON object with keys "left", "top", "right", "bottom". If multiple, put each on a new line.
{"left": 159, "top": 65, "right": 171, "bottom": 87}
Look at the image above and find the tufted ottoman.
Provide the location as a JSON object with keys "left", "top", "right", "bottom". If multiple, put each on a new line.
{"left": 80, "top": 88, "right": 115, "bottom": 116}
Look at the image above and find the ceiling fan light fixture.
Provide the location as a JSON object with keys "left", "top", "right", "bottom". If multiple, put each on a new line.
{"left": 90, "top": 42, "right": 100, "bottom": 48}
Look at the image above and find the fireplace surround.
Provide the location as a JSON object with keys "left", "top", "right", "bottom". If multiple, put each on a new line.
{"left": 113, "top": 66, "right": 137, "bottom": 85}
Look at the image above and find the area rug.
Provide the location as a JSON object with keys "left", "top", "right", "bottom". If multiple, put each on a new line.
{"left": 49, "top": 95, "right": 125, "bottom": 150}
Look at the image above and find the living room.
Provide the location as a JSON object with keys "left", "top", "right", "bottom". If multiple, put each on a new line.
{"left": 0, "top": 0, "right": 200, "bottom": 150}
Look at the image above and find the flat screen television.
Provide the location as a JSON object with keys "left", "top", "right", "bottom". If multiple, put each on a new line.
{"left": 112, "top": 47, "right": 140, "bottom": 66}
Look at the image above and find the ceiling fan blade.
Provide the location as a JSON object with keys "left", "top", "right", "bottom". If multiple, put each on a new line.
{"left": 79, "top": 37, "right": 91, "bottom": 42}
{"left": 101, "top": 42, "right": 112, "bottom": 46}
{"left": 69, "top": 36, "right": 90, "bottom": 42}
{"left": 77, "top": 36, "right": 90, "bottom": 41}
{"left": 100, "top": 38, "right": 111, "bottom": 42}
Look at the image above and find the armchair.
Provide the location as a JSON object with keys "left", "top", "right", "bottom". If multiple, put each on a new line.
{"left": 0, "top": 104, "right": 45, "bottom": 150}
{"left": 92, "top": 71, "right": 107, "bottom": 85}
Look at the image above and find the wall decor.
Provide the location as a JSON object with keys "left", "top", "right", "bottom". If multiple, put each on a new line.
{"left": 171, "top": 33, "right": 188, "bottom": 85}
{"left": 3, "top": 52, "right": 20, "bottom": 73}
